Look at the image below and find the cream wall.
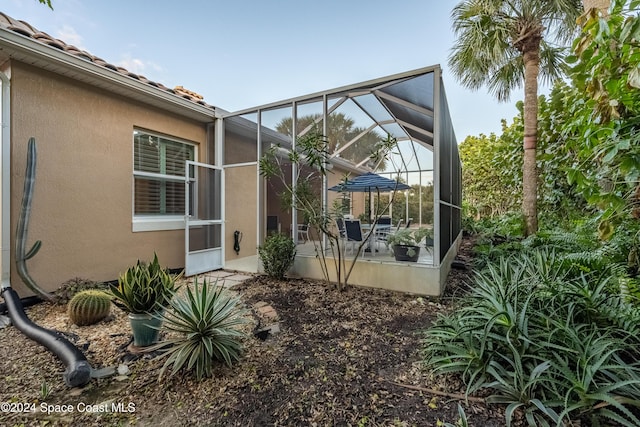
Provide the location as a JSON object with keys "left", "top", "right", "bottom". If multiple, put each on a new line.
{"left": 9, "top": 63, "right": 209, "bottom": 295}
{"left": 224, "top": 165, "right": 257, "bottom": 261}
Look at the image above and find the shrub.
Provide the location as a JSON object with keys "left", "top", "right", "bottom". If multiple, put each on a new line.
{"left": 258, "top": 233, "right": 296, "bottom": 279}
{"left": 54, "top": 277, "right": 108, "bottom": 304}
{"left": 152, "top": 277, "right": 249, "bottom": 380}
{"left": 425, "top": 248, "right": 640, "bottom": 426}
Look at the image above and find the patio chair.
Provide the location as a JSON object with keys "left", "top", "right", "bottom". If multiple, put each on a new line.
{"left": 336, "top": 218, "right": 346, "bottom": 238}
{"left": 297, "top": 224, "right": 310, "bottom": 243}
{"left": 344, "top": 219, "right": 366, "bottom": 256}
{"left": 374, "top": 216, "right": 393, "bottom": 249}
{"left": 405, "top": 218, "right": 413, "bottom": 229}
{"left": 378, "top": 216, "right": 392, "bottom": 226}
{"left": 335, "top": 218, "right": 347, "bottom": 248}
{"left": 375, "top": 218, "right": 404, "bottom": 250}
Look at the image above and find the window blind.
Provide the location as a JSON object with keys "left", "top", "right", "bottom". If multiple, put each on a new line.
{"left": 133, "top": 131, "right": 195, "bottom": 216}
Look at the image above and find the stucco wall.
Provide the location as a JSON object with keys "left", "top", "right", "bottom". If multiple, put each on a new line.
{"left": 9, "top": 63, "right": 208, "bottom": 295}
{"left": 224, "top": 165, "right": 257, "bottom": 261}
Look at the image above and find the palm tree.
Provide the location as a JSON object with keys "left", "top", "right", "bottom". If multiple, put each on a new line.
{"left": 449, "top": 0, "right": 582, "bottom": 235}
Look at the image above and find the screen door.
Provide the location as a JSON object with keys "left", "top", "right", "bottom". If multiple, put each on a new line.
{"left": 185, "top": 161, "right": 224, "bottom": 276}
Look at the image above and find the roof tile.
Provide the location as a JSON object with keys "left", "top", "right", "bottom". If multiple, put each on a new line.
{"left": 0, "top": 11, "right": 214, "bottom": 110}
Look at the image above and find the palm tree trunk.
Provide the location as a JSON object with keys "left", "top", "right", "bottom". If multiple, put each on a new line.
{"left": 522, "top": 48, "right": 540, "bottom": 236}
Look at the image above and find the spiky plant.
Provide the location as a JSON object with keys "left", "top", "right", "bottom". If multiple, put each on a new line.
{"left": 67, "top": 289, "right": 111, "bottom": 326}
{"left": 110, "top": 253, "right": 179, "bottom": 314}
{"left": 152, "top": 277, "right": 249, "bottom": 380}
{"left": 425, "top": 247, "right": 640, "bottom": 426}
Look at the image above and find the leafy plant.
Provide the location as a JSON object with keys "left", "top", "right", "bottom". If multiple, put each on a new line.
{"left": 564, "top": 0, "right": 640, "bottom": 230}
{"left": 258, "top": 233, "right": 296, "bottom": 279}
{"left": 259, "top": 130, "right": 400, "bottom": 291}
{"left": 386, "top": 228, "right": 431, "bottom": 248}
{"left": 110, "top": 253, "right": 179, "bottom": 314}
{"left": 425, "top": 246, "right": 640, "bottom": 426}
{"left": 39, "top": 380, "right": 51, "bottom": 400}
{"left": 152, "top": 277, "right": 249, "bottom": 380}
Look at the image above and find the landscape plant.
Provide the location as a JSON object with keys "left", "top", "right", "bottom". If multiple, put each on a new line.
{"left": 259, "top": 129, "right": 400, "bottom": 291}
{"left": 67, "top": 289, "right": 111, "bottom": 326}
{"left": 563, "top": 0, "right": 640, "bottom": 237}
{"left": 258, "top": 233, "right": 296, "bottom": 279}
{"left": 449, "top": 0, "right": 582, "bottom": 235}
{"left": 386, "top": 227, "right": 431, "bottom": 257}
{"left": 151, "top": 277, "right": 249, "bottom": 380}
{"left": 15, "top": 138, "right": 53, "bottom": 302}
{"left": 110, "top": 253, "right": 179, "bottom": 314}
{"left": 424, "top": 247, "right": 640, "bottom": 426}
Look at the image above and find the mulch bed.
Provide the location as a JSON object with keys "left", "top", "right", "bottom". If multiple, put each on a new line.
{"left": 0, "top": 236, "right": 506, "bottom": 426}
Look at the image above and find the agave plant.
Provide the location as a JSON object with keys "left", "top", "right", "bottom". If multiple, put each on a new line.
{"left": 152, "top": 277, "right": 249, "bottom": 380}
{"left": 110, "top": 253, "right": 179, "bottom": 314}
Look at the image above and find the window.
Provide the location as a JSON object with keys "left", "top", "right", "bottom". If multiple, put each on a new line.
{"left": 133, "top": 130, "right": 196, "bottom": 231}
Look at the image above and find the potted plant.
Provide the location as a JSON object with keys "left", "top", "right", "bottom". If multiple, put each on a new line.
{"left": 386, "top": 227, "right": 431, "bottom": 262}
{"left": 110, "top": 253, "right": 180, "bottom": 347}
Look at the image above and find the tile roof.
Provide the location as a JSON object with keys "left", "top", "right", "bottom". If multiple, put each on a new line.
{"left": 0, "top": 12, "right": 214, "bottom": 109}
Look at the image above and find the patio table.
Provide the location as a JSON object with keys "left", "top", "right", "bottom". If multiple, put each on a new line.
{"left": 361, "top": 223, "right": 392, "bottom": 256}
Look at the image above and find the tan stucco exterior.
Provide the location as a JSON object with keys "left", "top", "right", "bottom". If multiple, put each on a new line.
{"left": 8, "top": 63, "right": 209, "bottom": 295}
{"left": 224, "top": 165, "right": 258, "bottom": 260}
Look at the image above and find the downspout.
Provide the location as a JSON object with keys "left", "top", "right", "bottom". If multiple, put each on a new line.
{"left": 1, "top": 69, "right": 10, "bottom": 292}
{"left": 0, "top": 71, "right": 91, "bottom": 388}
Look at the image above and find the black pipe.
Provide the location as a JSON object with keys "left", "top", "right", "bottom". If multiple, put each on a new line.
{"left": 0, "top": 295, "right": 41, "bottom": 315}
{"left": 1, "top": 287, "right": 91, "bottom": 387}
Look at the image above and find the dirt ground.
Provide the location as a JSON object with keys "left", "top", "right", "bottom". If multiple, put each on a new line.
{"left": 0, "top": 237, "right": 506, "bottom": 426}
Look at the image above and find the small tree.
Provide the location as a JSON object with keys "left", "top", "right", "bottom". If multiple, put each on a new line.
{"left": 259, "top": 131, "right": 399, "bottom": 291}
{"left": 449, "top": 0, "right": 582, "bottom": 235}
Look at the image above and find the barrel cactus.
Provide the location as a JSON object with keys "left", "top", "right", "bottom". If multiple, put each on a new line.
{"left": 67, "top": 290, "right": 112, "bottom": 326}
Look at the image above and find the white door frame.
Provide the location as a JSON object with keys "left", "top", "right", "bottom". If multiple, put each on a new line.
{"left": 185, "top": 160, "right": 224, "bottom": 276}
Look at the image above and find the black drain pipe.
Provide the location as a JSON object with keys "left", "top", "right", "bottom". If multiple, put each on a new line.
{"left": 1, "top": 287, "right": 91, "bottom": 387}
{"left": 0, "top": 138, "right": 91, "bottom": 388}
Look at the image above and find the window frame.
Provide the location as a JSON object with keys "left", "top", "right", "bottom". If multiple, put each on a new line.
{"left": 132, "top": 129, "right": 198, "bottom": 232}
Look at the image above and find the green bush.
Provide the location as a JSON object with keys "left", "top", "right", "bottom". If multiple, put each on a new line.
{"left": 258, "top": 233, "right": 296, "bottom": 279}
{"left": 152, "top": 277, "right": 249, "bottom": 380}
{"left": 425, "top": 248, "right": 640, "bottom": 426}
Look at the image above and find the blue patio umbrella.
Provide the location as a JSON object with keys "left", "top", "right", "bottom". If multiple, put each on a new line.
{"left": 329, "top": 172, "right": 410, "bottom": 221}
{"left": 329, "top": 172, "right": 411, "bottom": 193}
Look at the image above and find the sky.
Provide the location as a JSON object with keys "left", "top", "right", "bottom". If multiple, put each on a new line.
{"left": 1, "top": 0, "right": 528, "bottom": 140}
